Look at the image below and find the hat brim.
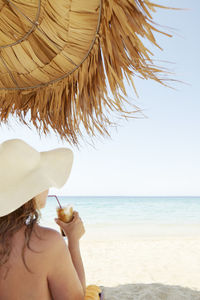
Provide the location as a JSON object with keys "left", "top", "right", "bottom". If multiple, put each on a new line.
{"left": 40, "top": 148, "right": 74, "bottom": 189}
{"left": 0, "top": 148, "right": 73, "bottom": 217}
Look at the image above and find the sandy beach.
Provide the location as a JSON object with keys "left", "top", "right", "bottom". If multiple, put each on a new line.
{"left": 41, "top": 218, "right": 200, "bottom": 299}
{"left": 79, "top": 224, "right": 200, "bottom": 299}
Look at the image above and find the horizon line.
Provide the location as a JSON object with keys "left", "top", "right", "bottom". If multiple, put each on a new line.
{"left": 48, "top": 195, "right": 200, "bottom": 197}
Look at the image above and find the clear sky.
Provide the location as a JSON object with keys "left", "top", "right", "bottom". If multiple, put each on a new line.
{"left": 0, "top": 0, "right": 199, "bottom": 196}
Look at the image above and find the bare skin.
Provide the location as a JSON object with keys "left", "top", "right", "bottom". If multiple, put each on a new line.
{"left": 34, "top": 189, "right": 49, "bottom": 209}
{"left": 0, "top": 190, "right": 86, "bottom": 300}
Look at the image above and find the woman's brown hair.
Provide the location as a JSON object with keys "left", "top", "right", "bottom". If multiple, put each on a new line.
{"left": 0, "top": 197, "right": 44, "bottom": 274}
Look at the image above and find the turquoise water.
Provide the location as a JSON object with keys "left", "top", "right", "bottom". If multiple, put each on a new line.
{"left": 40, "top": 196, "right": 200, "bottom": 225}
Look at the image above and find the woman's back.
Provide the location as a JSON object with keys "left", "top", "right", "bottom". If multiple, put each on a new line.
{"left": 0, "top": 224, "right": 53, "bottom": 300}
{"left": 0, "top": 223, "right": 85, "bottom": 300}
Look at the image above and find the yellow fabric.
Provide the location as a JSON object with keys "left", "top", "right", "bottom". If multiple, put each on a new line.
{"left": 85, "top": 285, "right": 102, "bottom": 300}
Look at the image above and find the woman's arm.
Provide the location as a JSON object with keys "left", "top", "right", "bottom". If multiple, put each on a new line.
{"left": 46, "top": 229, "right": 84, "bottom": 300}
{"left": 68, "top": 238, "right": 86, "bottom": 294}
{"left": 55, "top": 211, "right": 86, "bottom": 295}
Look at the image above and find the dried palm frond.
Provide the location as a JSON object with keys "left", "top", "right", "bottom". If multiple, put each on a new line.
{"left": 0, "top": 0, "right": 180, "bottom": 145}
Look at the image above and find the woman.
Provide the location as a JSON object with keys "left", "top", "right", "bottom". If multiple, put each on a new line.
{"left": 0, "top": 139, "right": 101, "bottom": 300}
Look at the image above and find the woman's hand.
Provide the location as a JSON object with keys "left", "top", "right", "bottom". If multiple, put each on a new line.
{"left": 55, "top": 211, "right": 85, "bottom": 241}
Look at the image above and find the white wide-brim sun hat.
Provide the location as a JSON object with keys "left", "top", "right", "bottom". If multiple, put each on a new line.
{"left": 0, "top": 139, "right": 73, "bottom": 217}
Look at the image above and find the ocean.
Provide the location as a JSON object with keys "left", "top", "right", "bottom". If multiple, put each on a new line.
{"left": 39, "top": 196, "right": 200, "bottom": 226}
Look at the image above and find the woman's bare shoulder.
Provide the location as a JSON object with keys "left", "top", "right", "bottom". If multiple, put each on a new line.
{"left": 33, "top": 224, "right": 69, "bottom": 269}
{"left": 34, "top": 223, "right": 58, "bottom": 234}
{"left": 23, "top": 224, "right": 66, "bottom": 279}
{"left": 33, "top": 223, "right": 63, "bottom": 247}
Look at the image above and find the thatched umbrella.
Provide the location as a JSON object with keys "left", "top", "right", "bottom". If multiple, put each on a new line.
{"left": 0, "top": 0, "right": 175, "bottom": 144}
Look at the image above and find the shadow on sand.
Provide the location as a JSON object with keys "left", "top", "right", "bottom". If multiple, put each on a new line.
{"left": 99, "top": 283, "right": 200, "bottom": 300}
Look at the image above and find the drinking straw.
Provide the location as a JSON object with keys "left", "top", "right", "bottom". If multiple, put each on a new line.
{"left": 48, "top": 195, "right": 66, "bottom": 236}
{"left": 48, "top": 195, "right": 62, "bottom": 208}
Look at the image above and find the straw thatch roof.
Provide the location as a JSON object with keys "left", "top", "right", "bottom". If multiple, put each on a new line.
{"left": 0, "top": 0, "right": 175, "bottom": 144}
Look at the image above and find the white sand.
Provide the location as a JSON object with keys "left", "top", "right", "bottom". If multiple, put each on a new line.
{"left": 81, "top": 224, "right": 200, "bottom": 299}
{"left": 41, "top": 220, "right": 200, "bottom": 299}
